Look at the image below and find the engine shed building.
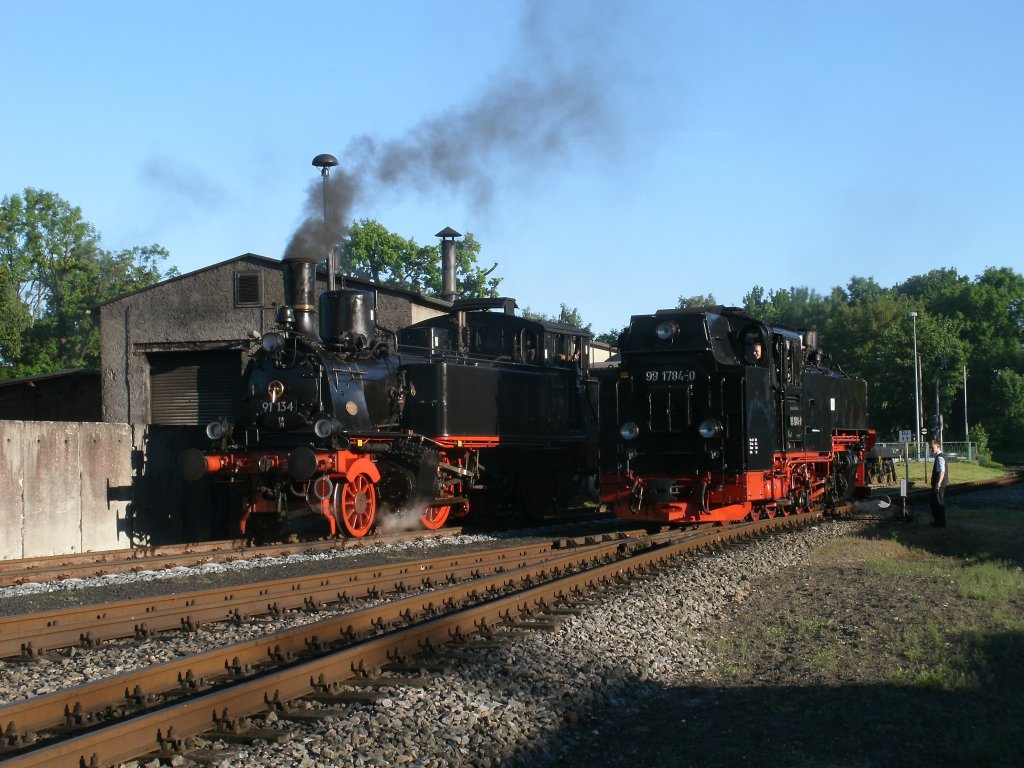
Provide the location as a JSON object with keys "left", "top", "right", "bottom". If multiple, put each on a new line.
{"left": 95, "top": 253, "right": 451, "bottom": 426}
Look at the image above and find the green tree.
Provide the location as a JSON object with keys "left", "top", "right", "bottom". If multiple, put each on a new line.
{"left": 742, "top": 285, "right": 830, "bottom": 330}
{"left": 990, "top": 369, "right": 1024, "bottom": 456}
{"left": 0, "top": 188, "right": 177, "bottom": 377}
{"left": 742, "top": 285, "right": 771, "bottom": 318}
{"left": 521, "top": 304, "right": 590, "bottom": 330}
{"left": 339, "top": 220, "right": 500, "bottom": 298}
{"left": 891, "top": 267, "right": 1024, "bottom": 449}
{"left": 0, "top": 266, "right": 29, "bottom": 367}
{"left": 969, "top": 422, "right": 991, "bottom": 461}
{"left": 594, "top": 327, "right": 625, "bottom": 346}
{"left": 339, "top": 219, "right": 431, "bottom": 291}
{"left": 677, "top": 293, "right": 717, "bottom": 309}
{"left": 95, "top": 244, "right": 177, "bottom": 297}
{"left": 0, "top": 188, "right": 101, "bottom": 373}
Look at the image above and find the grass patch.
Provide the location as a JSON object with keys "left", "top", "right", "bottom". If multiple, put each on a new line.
{"left": 878, "top": 461, "right": 1012, "bottom": 490}
{"left": 956, "top": 560, "right": 1024, "bottom": 600}
{"left": 576, "top": 505, "right": 1024, "bottom": 768}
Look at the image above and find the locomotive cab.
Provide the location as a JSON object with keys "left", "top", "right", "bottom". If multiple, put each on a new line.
{"left": 397, "top": 301, "right": 594, "bottom": 438}
{"left": 397, "top": 301, "right": 600, "bottom": 517}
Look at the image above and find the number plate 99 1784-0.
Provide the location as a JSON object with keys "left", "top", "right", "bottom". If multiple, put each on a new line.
{"left": 645, "top": 370, "right": 695, "bottom": 383}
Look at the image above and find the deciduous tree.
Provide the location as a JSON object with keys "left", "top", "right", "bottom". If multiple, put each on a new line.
{"left": 338, "top": 220, "right": 500, "bottom": 298}
{"left": 676, "top": 293, "right": 717, "bottom": 309}
{"left": 0, "top": 188, "right": 177, "bottom": 377}
{"left": 521, "top": 304, "right": 590, "bottom": 330}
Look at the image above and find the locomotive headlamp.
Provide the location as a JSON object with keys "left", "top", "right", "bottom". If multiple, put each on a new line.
{"left": 619, "top": 421, "right": 639, "bottom": 440}
{"left": 698, "top": 418, "right": 723, "bottom": 439}
{"left": 205, "top": 419, "right": 233, "bottom": 441}
{"left": 261, "top": 332, "right": 285, "bottom": 353}
{"left": 655, "top": 321, "right": 678, "bottom": 342}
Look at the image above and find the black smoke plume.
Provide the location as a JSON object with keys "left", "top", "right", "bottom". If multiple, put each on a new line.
{"left": 284, "top": 1, "right": 623, "bottom": 262}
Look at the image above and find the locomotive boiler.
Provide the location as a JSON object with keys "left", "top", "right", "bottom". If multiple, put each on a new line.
{"left": 180, "top": 237, "right": 599, "bottom": 540}
{"left": 599, "top": 306, "right": 874, "bottom": 526}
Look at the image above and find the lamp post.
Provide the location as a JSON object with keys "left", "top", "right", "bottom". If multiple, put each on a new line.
{"left": 910, "top": 311, "right": 921, "bottom": 462}
{"left": 935, "top": 355, "right": 946, "bottom": 445}
{"left": 312, "top": 153, "right": 339, "bottom": 291}
{"left": 963, "top": 366, "right": 970, "bottom": 461}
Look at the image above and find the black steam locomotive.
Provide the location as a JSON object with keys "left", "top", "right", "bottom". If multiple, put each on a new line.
{"left": 599, "top": 306, "right": 875, "bottom": 526}
{"left": 180, "top": 241, "right": 598, "bottom": 540}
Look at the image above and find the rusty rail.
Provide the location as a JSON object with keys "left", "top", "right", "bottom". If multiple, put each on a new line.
{"left": 0, "top": 514, "right": 814, "bottom": 767}
{"left": 0, "top": 528, "right": 463, "bottom": 587}
{"left": 0, "top": 538, "right": 599, "bottom": 658}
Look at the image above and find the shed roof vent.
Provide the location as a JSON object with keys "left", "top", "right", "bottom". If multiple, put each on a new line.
{"left": 234, "top": 272, "right": 262, "bottom": 307}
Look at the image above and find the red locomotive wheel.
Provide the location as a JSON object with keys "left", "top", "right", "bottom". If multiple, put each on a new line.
{"left": 419, "top": 503, "right": 451, "bottom": 530}
{"left": 420, "top": 482, "right": 465, "bottom": 529}
{"left": 338, "top": 473, "right": 377, "bottom": 537}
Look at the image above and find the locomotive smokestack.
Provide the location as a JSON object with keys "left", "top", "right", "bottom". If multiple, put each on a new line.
{"left": 281, "top": 252, "right": 321, "bottom": 341}
{"left": 312, "top": 153, "right": 340, "bottom": 292}
{"left": 436, "top": 227, "right": 461, "bottom": 303}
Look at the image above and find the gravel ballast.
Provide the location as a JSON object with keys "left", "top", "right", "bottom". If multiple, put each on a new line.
{"left": 1, "top": 519, "right": 865, "bottom": 767}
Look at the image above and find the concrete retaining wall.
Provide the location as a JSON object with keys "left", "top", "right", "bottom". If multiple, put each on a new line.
{"left": 0, "top": 421, "right": 133, "bottom": 559}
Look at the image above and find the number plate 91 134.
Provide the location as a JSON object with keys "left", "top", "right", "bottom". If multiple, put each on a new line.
{"left": 262, "top": 400, "right": 297, "bottom": 413}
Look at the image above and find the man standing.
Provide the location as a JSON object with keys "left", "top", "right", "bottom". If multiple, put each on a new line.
{"left": 929, "top": 438, "right": 948, "bottom": 527}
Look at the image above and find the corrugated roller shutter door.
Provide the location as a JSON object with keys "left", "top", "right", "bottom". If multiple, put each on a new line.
{"left": 149, "top": 351, "right": 243, "bottom": 425}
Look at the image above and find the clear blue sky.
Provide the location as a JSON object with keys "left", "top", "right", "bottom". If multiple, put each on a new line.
{"left": 3, "top": 0, "right": 1021, "bottom": 335}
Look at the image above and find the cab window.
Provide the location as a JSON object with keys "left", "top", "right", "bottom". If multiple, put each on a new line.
{"left": 742, "top": 329, "right": 765, "bottom": 365}
{"left": 474, "top": 326, "right": 504, "bottom": 356}
{"left": 517, "top": 329, "right": 539, "bottom": 364}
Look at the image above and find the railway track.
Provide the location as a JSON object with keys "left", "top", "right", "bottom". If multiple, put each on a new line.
{"left": 0, "top": 512, "right": 815, "bottom": 767}
{"left": 0, "top": 527, "right": 464, "bottom": 588}
{"left": 3, "top": 474, "right": 1017, "bottom": 589}
{"left": 1, "top": 537, "right": 604, "bottom": 659}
